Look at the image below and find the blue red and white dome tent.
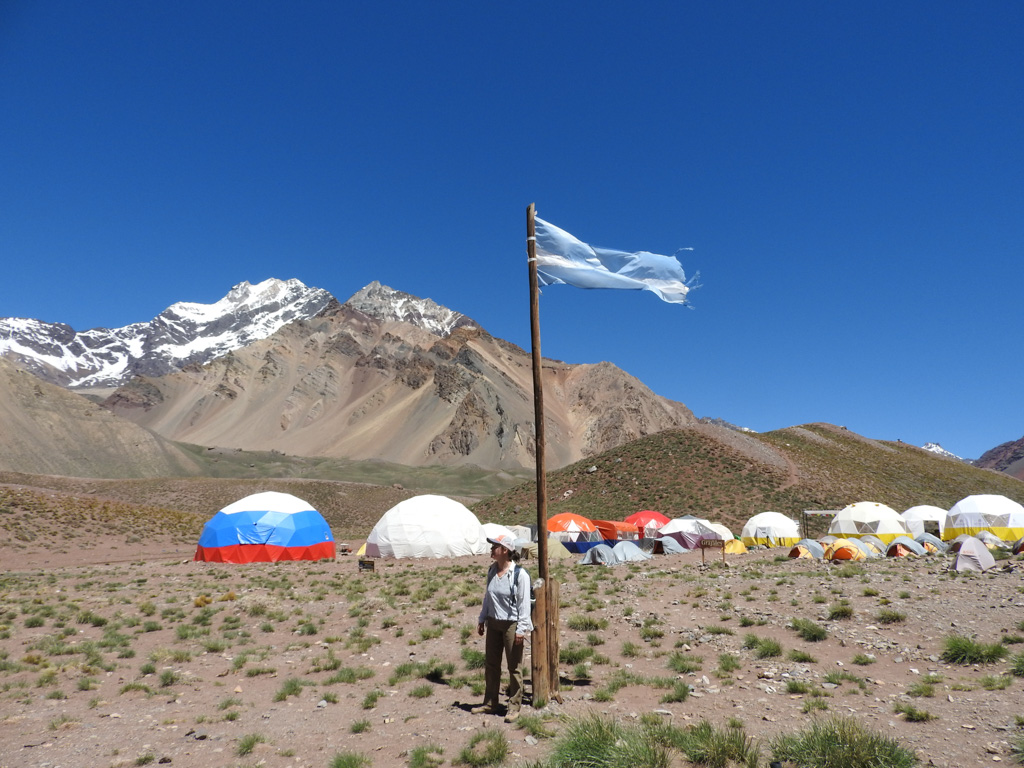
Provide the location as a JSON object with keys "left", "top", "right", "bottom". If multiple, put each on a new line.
{"left": 194, "top": 491, "right": 335, "bottom": 563}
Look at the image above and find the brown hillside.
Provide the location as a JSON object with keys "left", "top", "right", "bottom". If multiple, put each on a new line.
{"left": 474, "top": 422, "right": 1024, "bottom": 534}
{"left": 0, "top": 358, "right": 201, "bottom": 478}
{"left": 976, "top": 434, "right": 1024, "bottom": 481}
{"left": 104, "top": 305, "right": 695, "bottom": 470}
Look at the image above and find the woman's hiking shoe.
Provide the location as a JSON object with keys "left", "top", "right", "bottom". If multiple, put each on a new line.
{"left": 471, "top": 704, "right": 497, "bottom": 715}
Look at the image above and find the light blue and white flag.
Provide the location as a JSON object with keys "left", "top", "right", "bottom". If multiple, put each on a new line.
{"left": 533, "top": 216, "right": 696, "bottom": 305}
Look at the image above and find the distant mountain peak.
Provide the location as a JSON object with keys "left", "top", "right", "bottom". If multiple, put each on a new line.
{"left": 0, "top": 278, "right": 334, "bottom": 388}
{"left": 343, "top": 281, "right": 478, "bottom": 337}
{"left": 922, "top": 442, "right": 967, "bottom": 463}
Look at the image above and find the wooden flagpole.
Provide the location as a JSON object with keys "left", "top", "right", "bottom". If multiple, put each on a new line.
{"left": 527, "top": 203, "right": 560, "bottom": 706}
{"left": 527, "top": 203, "right": 549, "bottom": 586}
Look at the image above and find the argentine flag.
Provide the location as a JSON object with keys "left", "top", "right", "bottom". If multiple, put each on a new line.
{"left": 533, "top": 217, "right": 696, "bottom": 305}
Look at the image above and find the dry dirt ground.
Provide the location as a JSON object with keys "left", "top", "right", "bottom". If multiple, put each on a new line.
{"left": 1, "top": 541, "right": 1023, "bottom": 768}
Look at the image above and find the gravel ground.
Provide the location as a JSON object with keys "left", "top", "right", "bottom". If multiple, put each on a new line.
{"left": 1, "top": 544, "right": 1022, "bottom": 768}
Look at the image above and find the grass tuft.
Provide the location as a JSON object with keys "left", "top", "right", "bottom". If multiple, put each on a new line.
{"left": 236, "top": 732, "right": 267, "bottom": 757}
{"left": 771, "top": 715, "right": 917, "bottom": 768}
{"left": 455, "top": 728, "right": 508, "bottom": 767}
{"left": 941, "top": 634, "right": 1009, "bottom": 665}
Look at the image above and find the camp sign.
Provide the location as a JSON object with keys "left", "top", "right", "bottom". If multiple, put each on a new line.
{"left": 699, "top": 537, "right": 726, "bottom": 564}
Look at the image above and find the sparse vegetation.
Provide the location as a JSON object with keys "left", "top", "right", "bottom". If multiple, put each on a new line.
{"left": 2, "top": 478, "right": 1019, "bottom": 768}
{"left": 771, "top": 716, "right": 917, "bottom": 768}
{"left": 455, "top": 728, "right": 508, "bottom": 767}
{"left": 941, "top": 634, "right": 1009, "bottom": 665}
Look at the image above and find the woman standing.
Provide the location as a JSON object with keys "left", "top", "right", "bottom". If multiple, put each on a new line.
{"left": 472, "top": 533, "right": 532, "bottom": 722}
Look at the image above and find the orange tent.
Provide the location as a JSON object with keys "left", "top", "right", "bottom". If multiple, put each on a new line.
{"left": 823, "top": 538, "right": 866, "bottom": 561}
{"left": 593, "top": 519, "right": 639, "bottom": 542}
{"left": 547, "top": 512, "right": 600, "bottom": 554}
{"left": 547, "top": 512, "right": 597, "bottom": 534}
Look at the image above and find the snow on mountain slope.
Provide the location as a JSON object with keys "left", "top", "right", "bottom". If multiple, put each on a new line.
{"left": 0, "top": 278, "right": 335, "bottom": 387}
{"left": 922, "top": 442, "right": 968, "bottom": 463}
{"left": 344, "top": 281, "right": 477, "bottom": 337}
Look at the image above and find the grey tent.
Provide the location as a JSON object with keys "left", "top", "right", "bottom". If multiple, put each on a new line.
{"left": 848, "top": 538, "right": 880, "bottom": 558}
{"left": 948, "top": 534, "right": 974, "bottom": 553}
{"left": 950, "top": 536, "right": 996, "bottom": 572}
{"left": 611, "top": 540, "right": 652, "bottom": 562}
{"left": 976, "top": 530, "right": 1009, "bottom": 550}
{"left": 579, "top": 543, "right": 616, "bottom": 565}
{"left": 859, "top": 534, "right": 887, "bottom": 555}
{"left": 657, "top": 536, "right": 687, "bottom": 554}
{"left": 914, "top": 532, "right": 948, "bottom": 553}
{"left": 885, "top": 536, "right": 926, "bottom": 557}
{"left": 788, "top": 539, "right": 824, "bottom": 559}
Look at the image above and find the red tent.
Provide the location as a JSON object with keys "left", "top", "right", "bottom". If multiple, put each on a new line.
{"left": 624, "top": 510, "right": 670, "bottom": 538}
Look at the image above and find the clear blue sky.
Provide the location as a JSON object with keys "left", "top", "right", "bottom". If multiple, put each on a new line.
{"left": 2, "top": 1, "right": 1022, "bottom": 460}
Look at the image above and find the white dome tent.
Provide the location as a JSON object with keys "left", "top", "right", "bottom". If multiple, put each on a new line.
{"left": 365, "top": 495, "right": 488, "bottom": 558}
{"left": 741, "top": 511, "right": 800, "bottom": 548}
{"left": 943, "top": 494, "right": 1024, "bottom": 543}
{"left": 828, "top": 502, "right": 907, "bottom": 544}
{"left": 900, "top": 505, "right": 947, "bottom": 538}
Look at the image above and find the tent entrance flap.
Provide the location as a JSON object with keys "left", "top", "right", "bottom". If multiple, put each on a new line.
{"left": 238, "top": 523, "right": 276, "bottom": 545}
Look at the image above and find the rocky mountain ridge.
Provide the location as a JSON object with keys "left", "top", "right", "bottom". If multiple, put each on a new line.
{"left": 0, "top": 278, "right": 335, "bottom": 388}
{"left": 2, "top": 278, "right": 1020, "bottom": 479}
{"left": 975, "top": 436, "right": 1024, "bottom": 481}
{"left": 103, "top": 299, "right": 696, "bottom": 470}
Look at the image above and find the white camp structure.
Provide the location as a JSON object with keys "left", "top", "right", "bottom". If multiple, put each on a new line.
{"left": 943, "top": 494, "right": 1024, "bottom": 543}
{"left": 365, "top": 495, "right": 488, "bottom": 558}
{"left": 481, "top": 522, "right": 525, "bottom": 551}
{"left": 828, "top": 502, "right": 907, "bottom": 544}
{"left": 704, "top": 522, "right": 736, "bottom": 541}
{"left": 658, "top": 516, "right": 720, "bottom": 549}
{"left": 900, "top": 505, "right": 947, "bottom": 538}
{"left": 740, "top": 511, "right": 800, "bottom": 547}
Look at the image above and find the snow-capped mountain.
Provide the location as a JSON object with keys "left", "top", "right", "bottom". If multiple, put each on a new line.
{"left": 922, "top": 442, "right": 968, "bottom": 463}
{"left": 0, "top": 278, "right": 335, "bottom": 388}
{"left": 344, "top": 281, "right": 477, "bottom": 337}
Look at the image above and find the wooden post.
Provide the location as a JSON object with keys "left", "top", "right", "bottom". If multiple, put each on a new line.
{"left": 527, "top": 203, "right": 561, "bottom": 705}
{"left": 531, "top": 578, "right": 548, "bottom": 706}
{"left": 699, "top": 538, "right": 726, "bottom": 565}
{"left": 547, "top": 578, "right": 560, "bottom": 700}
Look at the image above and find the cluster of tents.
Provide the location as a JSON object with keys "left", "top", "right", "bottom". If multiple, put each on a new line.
{"left": 191, "top": 491, "right": 1024, "bottom": 572}
{"left": 787, "top": 496, "right": 1024, "bottom": 573}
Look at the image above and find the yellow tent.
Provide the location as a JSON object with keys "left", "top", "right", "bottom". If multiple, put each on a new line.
{"left": 723, "top": 538, "right": 747, "bottom": 554}
{"left": 824, "top": 538, "right": 866, "bottom": 561}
